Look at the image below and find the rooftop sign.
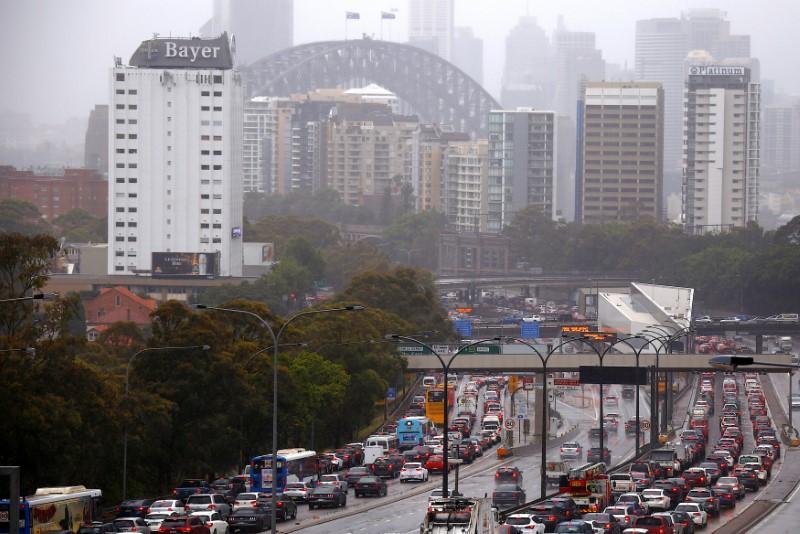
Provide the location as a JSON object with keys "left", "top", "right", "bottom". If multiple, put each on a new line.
{"left": 689, "top": 65, "right": 746, "bottom": 76}
{"left": 129, "top": 33, "right": 233, "bottom": 69}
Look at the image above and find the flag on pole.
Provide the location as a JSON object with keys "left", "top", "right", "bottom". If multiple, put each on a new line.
{"left": 346, "top": 11, "right": 360, "bottom": 20}
{"left": 381, "top": 12, "right": 396, "bottom": 19}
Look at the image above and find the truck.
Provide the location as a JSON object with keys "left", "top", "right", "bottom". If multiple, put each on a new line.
{"left": 779, "top": 336, "right": 793, "bottom": 352}
{"left": 545, "top": 462, "right": 569, "bottom": 486}
{"left": 558, "top": 463, "right": 612, "bottom": 514}
{"left": 649, "top": 444, "right": 689, "bottom": 477}
{"left": 362, "top": 445, "right": 385, "bottom": 466}
{"left": 608, "top": 473, "right": 636, "bottom": 496}
{"left": 421, "top": 497, "right": 498, "bottom": 534}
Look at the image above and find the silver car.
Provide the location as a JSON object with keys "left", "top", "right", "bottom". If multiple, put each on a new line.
{"left": 113, "top": 518, "right": 151, "bottom": 534}
{"left": 184, "top": 494, "right": 231, "bottom": 520}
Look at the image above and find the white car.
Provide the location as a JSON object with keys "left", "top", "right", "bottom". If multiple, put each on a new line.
{"left": 641, "top": 489, "right": 671, "bottom": 511}
{"left": 323, "top": 452, "right": 344, "bottom": 470}
{"left": 184, "top": 495, "right": 230, "bottom": 519}
{"left": 504, "top": 514, "right": 545, "bottom": 533}
{"left": 283, "top": 482, "right": 312, "bottom": 502}
{"left": 113, "top": 518, "right": 151, "bottom": 534}
{"left": 232, "top": 492, "right": 268, "bottom": 511}
{"left": 674, "top": 502, "right": 708, "bottom": 528}
{"left": 148, "top": 499, "right": 186, "bottom": 515}
{"left": 616, "top": 493, "right": 649, "bottom": 514}
{"left": 144, "top": 514, "right": 173, "bottom": 531}
{"left": 190, "top": 512, "right": 228, "bottom": 534}
{"left": 399, "top": 462, "right": 429, "bottom": 482}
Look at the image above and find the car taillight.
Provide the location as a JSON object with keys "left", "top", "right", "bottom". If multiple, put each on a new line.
{"left": 625, "top": 515, "right": 630, "bottom": 523}
{"left": 207, "top": 504, "right": 215, "bottom": 510}
{"left": 277, "top": 502, "right": 283, "bottom": 507}
{"left": 177, "top": 527, "right": 192, "bottom": 533}
{"left": 172, "top": 490, "right": 178, "bottom": 496}
{"left": 707, "top": 498, "right": 715, "bottom": 502}
{"left": 547, "top": 515, "right": 556, "bottom": 521}
{"left": 250, "top": 501, "right": 257, "bottom": 506}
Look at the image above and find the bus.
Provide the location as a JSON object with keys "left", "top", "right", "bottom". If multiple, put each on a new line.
{"left": 426, "top": 388, "right": 446, "bottom": 426}
{"left": 0, "top": 486, "right": 102, "bottom": 534}
{"left": 250, "top": 448, "right": 318, "bottom": 494}
{"left": 365, "top": 434, "right": 399, "bottom": 453}
{"left": 396, "top": 417, "right": 436, "bottom": 450}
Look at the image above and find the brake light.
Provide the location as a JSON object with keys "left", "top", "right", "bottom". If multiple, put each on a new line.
{"left": 176, "top": 528, "right": 192, "bottom": 533}
{"left": 277, "top": 502, "right": 284, "bottom": 507}
{"left": 548, "top": 516, "right": 556, "bottom": 521}
{"left": 707, "top": 498, "right": 715, "bottom": 502}
{"left": 625, "top": 516, "right": 630, "bottom": 523}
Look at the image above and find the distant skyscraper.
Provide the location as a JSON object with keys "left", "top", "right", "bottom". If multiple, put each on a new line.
{"left": 409, "top": 124, "right": 470, "bottom": 214}
{"left": 762, "top": 102, "right": 800, "bottom": 178}
{"left": 108, "top": 34, "right": 243, "bottom": 276}
{"left": 242, "top": 97, "right": 294, "bottom": 194}
{"left": 683, "top": 64, "right": 760, "bottom": 234}
{"left": 84, "top": 104, "right": 108, "bottom": 174}
{"left": 408, "top": 0, "right": 454, "bottom": 61}
{"left": 201, "top": 0, "right": 294, "bottom": 65}
{"left": 501, "top": 17, "right": 554, "bottom": 109}
{"left": 487, "top": 108, "right": 558, "bottom": 232}
{"left": 452, "top": 27, "right": 483, "bottom": 85}
{"left": 553, "top": 23, "right": 605, "bottom": 118}
{"left": 579, "top": 82, "right": 664, "bottom": 224}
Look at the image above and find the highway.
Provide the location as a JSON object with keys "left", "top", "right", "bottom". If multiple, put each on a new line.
{"left": 281, "top": 378, "right": 652, "bottom": 533}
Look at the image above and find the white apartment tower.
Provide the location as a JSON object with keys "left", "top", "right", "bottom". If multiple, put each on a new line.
{"left": 108, "top": 34, "right": 243, "bottom": 276}
{"left": 408, "top": 0, "right": 454, "bottom": 61}
{"left": 683, "top": 65, "right": 760, "bottom": 234}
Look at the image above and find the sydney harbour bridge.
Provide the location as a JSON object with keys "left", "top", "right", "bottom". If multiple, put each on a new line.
{"left": 242, "top": 38, "right": 500, "bottom": 137}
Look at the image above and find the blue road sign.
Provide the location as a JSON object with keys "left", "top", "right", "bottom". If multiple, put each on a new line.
{"left": 520, "top": 321, "right": 540, "bottom": 339}
{"left": 386, "top": 387, "right": 396, "bottom": 401}
{"left": 454, "top": 319, "right": 473, "bottom": 337}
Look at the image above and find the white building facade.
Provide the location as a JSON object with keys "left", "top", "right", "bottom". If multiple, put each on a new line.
{"left": 108, "top": 34, "right": 243, "bottom": 276}
{"left": 682, "top": 64, "right": 760, "bottom": 233}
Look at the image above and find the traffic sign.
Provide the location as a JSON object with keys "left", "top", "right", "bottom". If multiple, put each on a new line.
{"left": 504, "top": 419, "right": 515, "bottom": 430}
{"left": 641, "top": 420, "right": 651, "bottom": 430}
{"left": 386, "top": 387, "right": 396, "bottom": 401}
{"left": 553, "top": 378, "right": 581, "bottom": 390}
{"left": 523, "top": 382, "right": 534, "bottom": 391}
{"left": 517, "top": 413, "right": 525, "bottom": 420}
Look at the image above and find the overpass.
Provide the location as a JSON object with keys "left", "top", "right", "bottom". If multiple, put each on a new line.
{"left": 693, "top": 321, "right": 800, "bottom": 335}
{"left": 435, "top": 273, "right": 638, "bottom": 292}
{"left": 403, "top": 350, "right": 792, "bottom": 373}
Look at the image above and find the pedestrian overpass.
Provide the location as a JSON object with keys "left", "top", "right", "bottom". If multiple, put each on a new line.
{"left": 403, "top": 350, "right": 793, "bottom": 373}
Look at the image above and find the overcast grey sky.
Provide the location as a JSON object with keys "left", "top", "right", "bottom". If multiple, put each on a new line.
{"left": 1, "top": 0, "right": 797, "bottom": 125}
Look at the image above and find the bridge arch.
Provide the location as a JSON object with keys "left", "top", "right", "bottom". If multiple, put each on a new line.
{"left": 243, "top": 38, "right": 500, "bottom": 137}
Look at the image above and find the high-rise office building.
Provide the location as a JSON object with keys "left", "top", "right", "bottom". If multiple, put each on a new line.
{"left": 579, "top": 82, "right": 664, "bottom": 224}
{"left": 553, "top": 24, "right": 605, "bottom": 119}
{"left": 444, "top": 140, "right": 489, "bottom": 233}
{"left": 242, "top": 96, "right": 294, "bottom": 194}
{"left": 635, "top": 10, "right": 751, "bottom": 200}
{"left": 84, "top": 104, "right": 109, "bottom": 174}
{"left": 452, "top": 27, "right": 483, "bottom": 85}
{"left": 501, "top": 17, "right": 555, "bottom": 109}
{"left": 408, "top": 0, "right": 454, "bottom": 61}
{"left": 201, "top": 0, "right": 294, "bottom": 65}
{"left": 762, "top": 102, "right": 800, "bottom": 179}
{"left": 108, "top": 34, "right": 243, "bottom": 276}
{"left": 487, "top": 109, "right": 557, "bottom": 232}
{"left": 682, "top": 65, "right": 760, "bottom": 234}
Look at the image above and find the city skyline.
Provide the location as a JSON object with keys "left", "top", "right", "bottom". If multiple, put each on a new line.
{"left": 1, "top": 0, "right": 798, "bottom": 125}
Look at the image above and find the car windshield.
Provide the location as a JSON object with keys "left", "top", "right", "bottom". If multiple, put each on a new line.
{"left": 286, "top": 483, "right": 305, "bottom": 490}
{"left": 405, "top": 463, "right": 421, "bottom": 469}
{"left": 151, "top": 501, "right": 177, "bottom": 507}
{"left": 236, "top": 493, "right": 258, "bottom": 500}
{"left": 160, "top": 519, "right": 188, "bottom": 528}
{"left": 186, "top": 496, "right": 211, "bottom": 504}
{"left": 675, "top": 504, "right": 697, "bottom": 512}
{"left": 113, "top": 521, "right": 135, "bottom": 528}
{"left": 505, "top": 517, "right": 532, "bottom": 525}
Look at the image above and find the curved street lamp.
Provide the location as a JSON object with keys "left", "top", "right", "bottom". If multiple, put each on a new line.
{"left": 123, "top": 344, "right": 210, "bottom": 499}
{"left": 387, "top": 334, "right": 499, "bottom": 498}
{"left": 195, "top": 303, "right": 363, "bottom": 534}
{"left": 0, "top": 292, "right": 58, "bottom": 304}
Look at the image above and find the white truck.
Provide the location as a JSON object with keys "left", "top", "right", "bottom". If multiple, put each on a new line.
{"left": 362, "top": 445, "right": 385, "bottom": 466}
{"left": 609, "top": 473, "right": 636, "bottom": 496}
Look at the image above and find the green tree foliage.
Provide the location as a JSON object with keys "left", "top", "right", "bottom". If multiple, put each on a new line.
{"left": 322, "top": 240, "right": 391, "bottom": 289}
{"left": 0, "top": 233, "right": 60, "bottom": 340}
{"left": 339, "top": 266, "right": 454, "bottom": 338}
{"left": 282, "top": 237, "right": 325, "bottom": 280}
{"left": 773, "top": 215, "right": 800, "bottom": 245}
{"left": 246, "top": 215, "right": 341, "bottom": 252}
{"left": 0, "top": 200, "right": 53, "bottom": 235}
{"left": 382, "top": 211, "right": 447, "bottom": 270}
{"left": 52, "top": 209, "right": 107, "bottom": 242}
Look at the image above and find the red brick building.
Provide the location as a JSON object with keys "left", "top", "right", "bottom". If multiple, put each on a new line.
{"left": 0, "top": 166, "right": 107, "bottom": 221}
{"left": 83, "top": 286, "right": 157, "bottom": 327}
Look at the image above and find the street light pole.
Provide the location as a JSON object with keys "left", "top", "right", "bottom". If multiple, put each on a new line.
{"left": 0, "top": 292, "right": 58, "bottom": 303}
{"left": 196, "top": 304, "right": 363, "bottom": 533}
{"left": 389, "top": 335, "right": 498, "bottom": 498}
{"left": 123, "top": 344, "right": 210, "bottom": 500}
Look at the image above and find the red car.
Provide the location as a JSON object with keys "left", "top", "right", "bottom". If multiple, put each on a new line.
{"left": 425, "top": 454, "right": 451, "bottom": 473}
{"left": 158, "top": 516, "right": 210, "bottom": 534}
{"left": 632, "top": 515, "right": 674, "bottom": 534}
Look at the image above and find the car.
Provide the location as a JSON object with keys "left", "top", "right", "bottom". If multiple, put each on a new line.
{"left": 560, "top": 442, "right": 584, "bottom": 460}
{"left": 256, "top": 494, "right": 297, "bottom": 522}
{"left": 189, "top": 512, "right": 227, "bottom": 534}
{"left": 641, "top": 489, "right": 671, "bottom": 511}
{"left": 495, "top": 467, "right": 524, "bottom": 485}
{"left": 344, "top": 466, "right": 371, "bottom": 486}
{"left": 666, "top": 511, "right": 696, "bottom": 534}
{"left": 225, "top": 508, "right": 268, "bottom": 534}
{"left": 682, "top": 468, "right": 708, "bottom": 488}
{"left": 113, "top": 518, "right": 151, "bottom": 534}
{"left": 116, "top": 499, "right": 156, "bottom": 518}
{"left": 603, "top": 417, "right": 619, "bottom": 431}
{"left": 714, "top": 477, "right": 745, "bottom": 500}
{"left": 554, "top": 520, "right": 594, "bottom": 533}
{"left": 616, "top": 494, "right": 648, "bottom": 515}
{"left": 581, "top": 513, "right": 623, "bottom": 534}
{"left": 652, "top": 480, "right": 683, "bottom": 505}
{"left": 148, "top": 500, "right": 186, "bottom": 515}
{"left": 605, "top": 396, "right": 619, "bottom": 407}
{"left": 492, "top": 484, "right": 527, "bottom": 509}
{"left": 674, "top": 503, "right": 707, "bottom": 529}
{"left": 588, "top": 447, "right": 611, "bottom": 463}
{"left": 354, "top": 475, "right": 388, "bottom": 497}
{"left": 504, "top": 514, "right": 545, "bottom": 533}
{"left": 210, "top": 477, "right": 246, "bottom": 504}
{"left": 603, "top": 505, "right": 641, "bottom": 529}
{"left": 711, "top": 486, "right": 736, "bottom": 509}
{"left": 283, "top": 482, "right": 312, "bottom": 502}
{"left": 308, "top": 485, "right": 347, "bottom": 509}
{"left": 173, "top": 480, "right": 213, "bottom": 501}
{"left": 685, "top": 488, "right": 719, "bottom": 516}
{"left": 425, "top": 454, "right": 451, "bottom": 473}
{"left": 529, "top": 503, "right": 571, "bottom": 531}
{"left": 400, "top": 462, "right": 429, "bottom": 482}
{"left": 632, "top": 515, "right": 674, "bottom": 534}
{"left": 371, "top": 456, "right": 402, "bottom": 478}
{"left": 232, "top": 493, "right": 266, "bottom": 512}
{"left": 144, "top": 514, "right": 173, "bottom": 531}
{"left": 184, "top": 495, "right": 230, "bottom": 520}
{"left": 158, "top": 515, "right": 211, "bottom": 534}
{"left": 78, "top": 522, "right": 117, "bottom": 534}
{"left": 694, "top": 316, "right": 713, "bottom": 324}
{"left": 734, "top": 466, "right": 760, "bottom": 491}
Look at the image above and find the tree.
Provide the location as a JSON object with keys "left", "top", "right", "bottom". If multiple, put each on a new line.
{"left": 322, "top": 241, "right": 391, "bottom": 290}
{"left": 52, "top": 209, "right": 107, "bottom": 242}
{"left": 282, "top": 236, "right": 325, "bottom": 280}
{"left": 0, "top": 233, "right": 60, "bottom": 340}
{"left": 382, "top": 211, "right": 447, "bottom": 270}
{"left": 0, "top": 200, "right": 52, "bottom": 236}
{"left": 246, "top": 215, "right": 340, "bottom": 251}
{"left": 774, "top": 215, "right": 800, "bottom": 246}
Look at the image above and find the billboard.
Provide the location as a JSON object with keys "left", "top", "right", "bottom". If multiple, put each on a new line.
{"left": 151, "top": 252, "right": 220, "bottom": 277}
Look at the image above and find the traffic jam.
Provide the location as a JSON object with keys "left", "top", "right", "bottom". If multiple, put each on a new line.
{"left": 495, "top": 370, "right": 781, "bottom": 533}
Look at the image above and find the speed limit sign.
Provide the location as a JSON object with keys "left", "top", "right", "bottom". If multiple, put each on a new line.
{"left": 504, "top": 419, "right": 515, "bottom": 430}
{"left": 641, "top": 420, "right": 651, "bottom": 430}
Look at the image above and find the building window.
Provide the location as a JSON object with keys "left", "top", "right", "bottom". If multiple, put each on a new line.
{"left": 213, "top": 209, "right": 222, "bottom": 214}
{"left": 115, "top": 266, "right": 125, "bottom": 271}
{"left": 128, "top": 163, "right": 137, "bottom": 168}
{"left": 128, "top": 119, "right": 137, "bottom": 124}
{"left": 201, "top": 164, "right": 210, "bottom": 170}
{"left": 128, "top": 134, "right": 137, "bottom": 139}
{"left": 116, "top": 177, "right": 125, "bottom": 183}
{"left": 213, "top": 91, "right": 222, "bottom": 97}
{"left": 213, "top": 165, "right": 222, "bottom": 170}
{"left": 115, "top": 295, "right": 122, "bottom": 307}
{"left": 201, "top": 106, "right": 210, "bottom": 111}
{"left": 128, "top": 178, "right": 137, "bottom": 183}
{"left": 201, "top": 209, "right": 210, "bottom": 214}
{"left": 116, "top": 89, "right": 125, "bottom": 95}
{"left": 201, "top": 150, "right": 210, "bottom": 155}
{"left": 128, "top": 207, "right": 137, "bottom": 212}
{"left": 128, "top": 222, "right": 137, "bottom": 227}
{"left": 128, "top": 193, "right": 137, "bottom": 198}
{"left": 213, "top": 75, "right": 223, "bottom": 83}
{"left": 128, "top": 89, "right": 137, "bottom": 95}
{"left": 201, "top": 194, "right": 210, "bottom": 199}
{"left": 116, "top": 163, "right": 125, "bottom": 169}
{"left": 116, "top": 251, "right": 124, "bottom": 257}
{"left": 212, "top": 237, "right": 222, "bottom": 243}
{"left": 213, "top": 106, "right": 222, "bottom": 112}
{"left": 116, "top": 134, "right": 125, "bottom": 139}
{"left": 213, "top": 194, "right": 222, "bottom": 199}
{"left": 201, "top": 135, "right": 210, "bottom": 140}
{"left": 128, "top": 104, "right": 137, "bottom": 110}
{"left": 213, "top": 150, "right": 222, "bottom": 156}
{"left": 116, "top": 207, "right": 125, "bottom": 212}
{"left": 116, "top": 222, "right": 125, "bottom": 228}
{"left": 201, "top": 90, "right": 210, "bottom": 96}
{"left": 116, "top": 119, "right": 125, "bottom": 124}
{"left": 115, "top": 236, "right": 125, "bottom": 242}
{"left": 212, "top": 223, "right": 222, "bottom": 229}
{"left": 116, "top": 148, "right": 125, "bottom": 154}
{"left": 200, "top": 223, "right": 210, "bottom": 229}
{"left": 116, "top": 73, "right": 125, "bottom": 81}
{"left": 128, "top": 236, "right": 137, "bottom": 242}
{"left": 213, "top": 135, "right": 222, "bottom": 141}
